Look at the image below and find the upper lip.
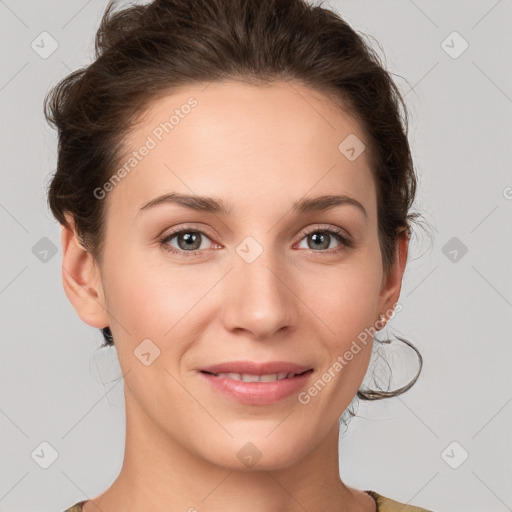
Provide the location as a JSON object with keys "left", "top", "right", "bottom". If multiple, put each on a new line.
{"left": 199, "top": 360, "right": 313, "bottom": 375}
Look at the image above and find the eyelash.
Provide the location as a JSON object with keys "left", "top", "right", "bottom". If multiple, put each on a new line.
{"left": 158, "top": 224, "right": 353, "bottom": 258}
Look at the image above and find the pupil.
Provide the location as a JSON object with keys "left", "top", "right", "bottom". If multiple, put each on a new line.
{"left": 310, "top": 232, "right": 328, "bottom": 250}
{"left": 182, "top": 233, "right": 200, "bottom": 250}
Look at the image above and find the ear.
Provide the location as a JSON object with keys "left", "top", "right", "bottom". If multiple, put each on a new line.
{"left": 60, "top": 213, "right": 109, "bottom": 329}
{"left": 377, "top": 230, "right": 409, "bottom": 323}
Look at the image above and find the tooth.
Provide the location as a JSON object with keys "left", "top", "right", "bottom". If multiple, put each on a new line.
{"left": 215, "top": 373, "right": 240, "bottom": 380}
{"left": 213, "top": 372, "right": 298, "bottom": 382}
{"left": 259, "top": 373, "right": 278, "bottom": 382}
{"left": 242, "top": 373, "right": 260, "bottom": 382}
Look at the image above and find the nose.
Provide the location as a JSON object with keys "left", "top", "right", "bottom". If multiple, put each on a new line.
{"left": 220, "top": 254, "right": 299, "bottom": 340}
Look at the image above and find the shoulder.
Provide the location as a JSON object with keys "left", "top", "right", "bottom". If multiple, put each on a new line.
{"left": 366, "top": 490, "right": 434, "bottom": 511}
{"left": 61, "top": 501, "right": 85, "bottom": 512}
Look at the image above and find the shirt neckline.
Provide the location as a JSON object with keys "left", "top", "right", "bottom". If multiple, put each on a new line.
{"left": 73, "top": 491, "right": 381, "bottom": 511}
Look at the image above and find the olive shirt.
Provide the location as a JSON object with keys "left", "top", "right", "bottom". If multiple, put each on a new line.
{"left": 62, "top": 490, "right": 433, "bottom": 511}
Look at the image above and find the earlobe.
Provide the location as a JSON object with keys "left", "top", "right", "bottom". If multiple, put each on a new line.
{"left": 60, "top": 213, "right": 109, "bottom": 329}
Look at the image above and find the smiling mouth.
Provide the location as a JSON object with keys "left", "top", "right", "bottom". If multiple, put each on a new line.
{"left": 200, "top": 369, "right": 313, "bottom": 382}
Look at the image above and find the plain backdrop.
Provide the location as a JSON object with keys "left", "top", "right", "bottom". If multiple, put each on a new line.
{"left": 1, "top": 1, "right": 511, "bottom": 511}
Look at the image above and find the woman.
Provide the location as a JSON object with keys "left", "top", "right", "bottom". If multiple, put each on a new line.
{"left": 46, "top": 0, "right": 433, "bottom": 510}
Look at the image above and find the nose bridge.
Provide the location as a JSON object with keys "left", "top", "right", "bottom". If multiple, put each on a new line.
{"left": 223, "top": 240, "right": 298, "bottom": 338}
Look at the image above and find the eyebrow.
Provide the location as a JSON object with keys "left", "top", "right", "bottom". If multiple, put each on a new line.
{"left": 137, "top": 192, "right": 367, "bottom": 218}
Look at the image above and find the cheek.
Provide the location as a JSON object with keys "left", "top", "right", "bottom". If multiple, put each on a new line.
{"left": 306, "top": 255, "right": 383, "bottom": 342}
{"left": 300, "top": 274, "right": 379, "bottom": 417}
{"left": 299, "top": 250, "right": 383, "bottom": 400}
{"left": 102, "top": 247, "right": 213, "bottom": 353}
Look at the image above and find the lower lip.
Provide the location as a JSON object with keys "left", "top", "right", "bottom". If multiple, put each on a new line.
{"left": 199, "top": 370, "right": 313, "bottom": 405}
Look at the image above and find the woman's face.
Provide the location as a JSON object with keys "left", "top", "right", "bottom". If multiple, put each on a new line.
{"left": 72, "top": 80, "right": 405, "bottom": 470}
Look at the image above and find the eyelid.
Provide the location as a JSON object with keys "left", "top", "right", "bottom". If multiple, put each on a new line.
{"left": 159, "top": 223, "right": 217, "bottom": 241}
{"left": 296, "top": 223, "right": 352, "bottom": 243}
{"left": 159, "top": 223, "right": 351, "bottom": 242}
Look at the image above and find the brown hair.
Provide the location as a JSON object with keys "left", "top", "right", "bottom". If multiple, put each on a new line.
{"left": 44, "top": 0, "right": 424, "bottom": 406}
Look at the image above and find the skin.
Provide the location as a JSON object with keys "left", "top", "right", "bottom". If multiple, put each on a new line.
{"left": 61, "top": 80, "right": 408, "bottom": 512}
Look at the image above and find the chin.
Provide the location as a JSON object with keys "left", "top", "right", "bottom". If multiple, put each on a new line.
{"left": 198, "top": 435, "right": 309, "bottom": 472}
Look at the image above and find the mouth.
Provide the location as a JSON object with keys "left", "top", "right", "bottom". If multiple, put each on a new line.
{"left": 197, "top": 363, "right": 314, "bottom": 404}
{"left": 200, "top": 369, "right": 313, "bottom": 382}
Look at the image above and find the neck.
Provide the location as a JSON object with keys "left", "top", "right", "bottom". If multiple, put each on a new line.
{"left": 85, "top": 389, "right": 372, "bottom": 512}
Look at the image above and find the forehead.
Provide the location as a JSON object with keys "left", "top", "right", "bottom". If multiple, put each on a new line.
{"left": 107, "top": 80, "right": 376, "bottom": 221}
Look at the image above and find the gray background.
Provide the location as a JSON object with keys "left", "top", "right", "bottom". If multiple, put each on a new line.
{"left": 1, "top": 1, "right": 511, "bottom": 511}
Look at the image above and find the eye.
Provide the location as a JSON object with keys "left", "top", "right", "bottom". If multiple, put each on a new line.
{"left": 158, "top": 224, "right": 353, "bottom": 258}
{"left": 159, "top": 226, "right": 215, "bottom": 257}
{"left": 295, "top": 225, "right": 353, "bottom": 253}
